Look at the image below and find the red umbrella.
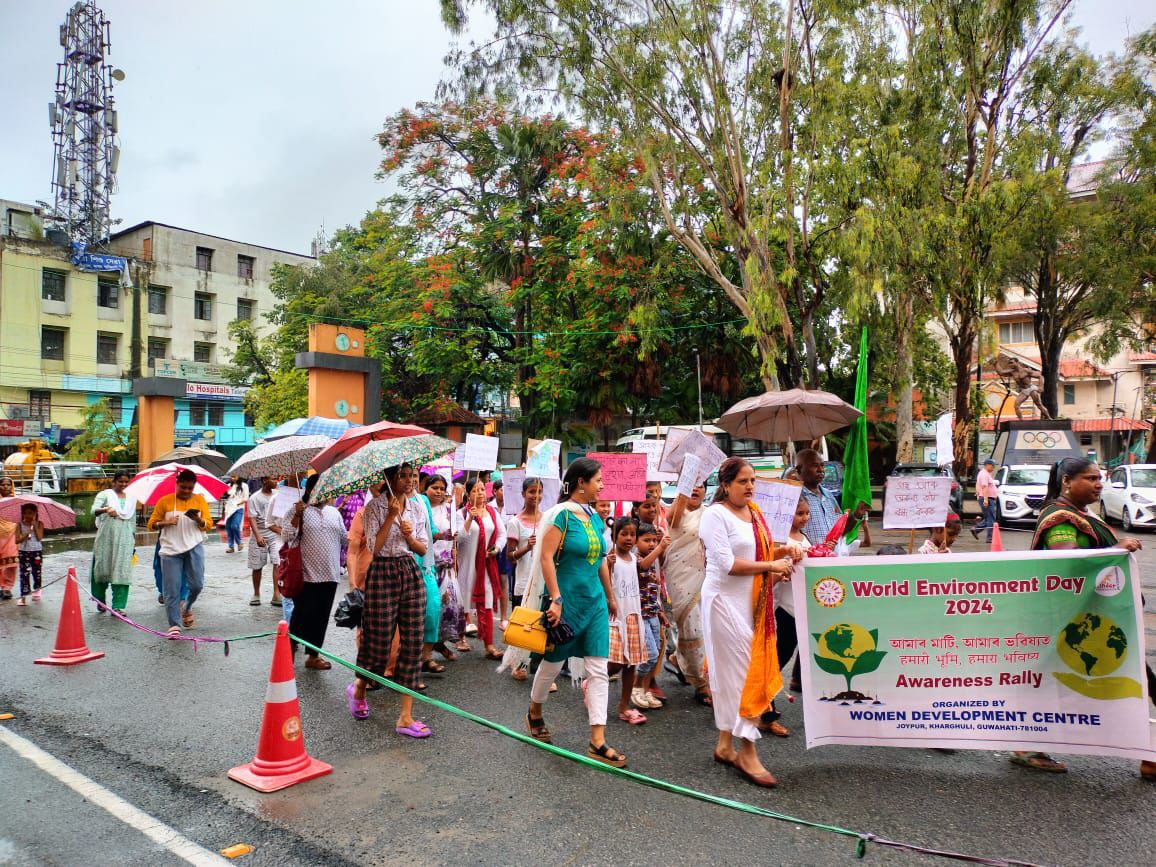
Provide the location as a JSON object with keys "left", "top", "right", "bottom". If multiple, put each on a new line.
{"left": 124, "top": 463, "right": 229, "bottom": 506}
{"left": 310, "top": 420, "right": 432, "bottom": 473}
{"left": 0, "top": 494, "right": 77, "bottom": 530}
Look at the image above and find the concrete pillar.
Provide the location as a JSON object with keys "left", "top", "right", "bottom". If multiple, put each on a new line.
{"left": 133, "top": 377, "right": 186, "bottom": 469}
{"left": 295, "top": 324, "right": 380, "bottom": 424}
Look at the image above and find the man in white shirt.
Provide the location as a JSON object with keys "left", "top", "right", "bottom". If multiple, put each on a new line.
{"left": 246, "top": 477, "right": 283, "bottom": 607}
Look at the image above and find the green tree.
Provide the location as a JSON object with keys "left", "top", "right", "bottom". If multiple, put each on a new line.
{"left": 64, "top": 399, "right": 137, "bottom": 463}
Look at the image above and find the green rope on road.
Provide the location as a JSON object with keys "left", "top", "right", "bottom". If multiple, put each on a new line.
{"left": 287, "top": 634, "right": 1037, "bottom": 866}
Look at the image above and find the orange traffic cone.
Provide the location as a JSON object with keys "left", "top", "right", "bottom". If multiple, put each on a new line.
{"left": 35, "top": 567, "right": 105, "bottom": 666}
{"left": 228, "top": 620, "right": 331, "bottom": 792}
{"left": 990, "top": 523, "right": 1004, "bottom": 552}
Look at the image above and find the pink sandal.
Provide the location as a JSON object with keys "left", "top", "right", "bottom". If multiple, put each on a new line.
{"left": 619, "top": 708, "right": 647, "bottom": 725}
{"left": 346, "top": 683, "right": 369, "bottom": 720}
{"left": 395, "top": 720, "right": 431, "bottom": 738}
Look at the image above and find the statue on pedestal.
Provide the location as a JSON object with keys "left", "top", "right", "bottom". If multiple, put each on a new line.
{"left": 992, "top": 354, "right": 1051, "bottom": 420}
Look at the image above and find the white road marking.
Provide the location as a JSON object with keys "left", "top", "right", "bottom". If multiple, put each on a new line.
{"left": 0, "top": 724, "right": 229, "bottom": 866}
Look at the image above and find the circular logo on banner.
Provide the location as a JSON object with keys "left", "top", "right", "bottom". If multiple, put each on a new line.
{"left": 813, "top": 577, "right": 846, "bottom": 608}
{"left": 334, "top": 399, "right": 349, "bottom": 418}
{"left": 335, "top": 333, "right": 351, "bottom": 352}
{"left": 282, "top": 716, "right": 302, "bottom": 741}
{"left": 1094, "top": 565, "right": 1125, "bottom": 597}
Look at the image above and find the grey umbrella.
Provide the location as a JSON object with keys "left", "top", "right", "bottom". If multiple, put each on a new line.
{"left": 148, "top": 446, "right": 232, "bottom": 477}
{"left": 718, "top": 389, "right": 862, "bottom": 443}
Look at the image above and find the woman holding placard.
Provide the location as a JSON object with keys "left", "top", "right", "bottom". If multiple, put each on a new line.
{"left": 698, "top": 457, "right": 799, "bottom": 788}
{"left": 456, "top": 475, "right": 507, "bottom": 659}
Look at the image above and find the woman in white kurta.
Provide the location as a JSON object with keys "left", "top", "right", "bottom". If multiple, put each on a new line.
{"left": 698, "top": 458, "right": 796, "bottom": 788}
{"left": 455, "top": 476, "right": 507, "bottom": 657}
{"left": 423, "top": 475, "right": 463, "bottom": 653}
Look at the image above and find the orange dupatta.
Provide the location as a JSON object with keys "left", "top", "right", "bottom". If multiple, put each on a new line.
{"left": 739, "top": 502, "right": 783, "bottom": 719}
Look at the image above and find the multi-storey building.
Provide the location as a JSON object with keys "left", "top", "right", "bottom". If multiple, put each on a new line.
{"left": 0, "top": 202, "right": 314, "bottom": 459}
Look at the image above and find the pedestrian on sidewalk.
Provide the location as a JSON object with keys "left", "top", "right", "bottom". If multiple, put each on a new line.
{"left": 246, "top": 477, "right": 283, "bottom": 607}
{"left": 972, "top": 459, "right": 999, "bottom": 542}
{"left": 223, "top": 477, "right": 248, "bottom": 553}
{"left": 90, "top": 470, "right": 137, "bottom": 613}
{"left": 147, "top": 469, "right": 212, "bottom": 637}
{"left": 15, "top": 504, "right": 44, "bottom": 606}
{"left": 283, "top": 474, "right": 347, "bottom": 671}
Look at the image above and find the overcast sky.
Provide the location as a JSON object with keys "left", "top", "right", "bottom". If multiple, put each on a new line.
{"left": 1, "top": 1, "right": 1152, "bottom": 255}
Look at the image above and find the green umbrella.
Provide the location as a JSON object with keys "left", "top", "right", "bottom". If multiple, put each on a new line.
{"left": 312, "top": 434, "right": 458, "bottom": 500}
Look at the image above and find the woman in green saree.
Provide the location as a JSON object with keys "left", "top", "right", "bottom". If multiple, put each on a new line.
{"left": 1021, "top": 457, "right": 1150, "bottom": 780}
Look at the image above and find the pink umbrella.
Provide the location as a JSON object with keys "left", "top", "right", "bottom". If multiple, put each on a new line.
{"left": 310, "top": 420, "right": 432, "bottom": 473}
{"left": 124, "top": 463, "right": 229, "bottom": 506}
{"left": 0, "top": 494, "right": 77, "bottom": 530}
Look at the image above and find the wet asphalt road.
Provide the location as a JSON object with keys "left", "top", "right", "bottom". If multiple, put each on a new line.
{"left": 1, "top": 528, "right": 1154, "bottom": 867}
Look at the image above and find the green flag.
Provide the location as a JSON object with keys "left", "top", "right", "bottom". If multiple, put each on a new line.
{"left": 841, "top": 326, "right": 871, "bottom": 524}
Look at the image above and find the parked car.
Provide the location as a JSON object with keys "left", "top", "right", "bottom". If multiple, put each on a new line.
{"left": 1100, "top": 464, "right": 1156, "bottom": 531}
{"left": 994, "top": 464, "right": 1050, "bottom": 526}
{"left": 881, "top": 463, "right": 964, "bottom": 516}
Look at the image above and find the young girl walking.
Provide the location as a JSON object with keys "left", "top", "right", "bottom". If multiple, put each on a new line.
{"left": 607, "top": 518, "right": 647, "bottom": 724}
{"left": 15, "top": 504, "right": 44, "bottom": 606}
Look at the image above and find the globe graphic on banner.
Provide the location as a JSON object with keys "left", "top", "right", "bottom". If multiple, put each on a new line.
{"left": 818, "top": 623, "right": 876, "bottom": 668}
{"left": 1057, "top": 613, "right": 1127, "bottom": 677}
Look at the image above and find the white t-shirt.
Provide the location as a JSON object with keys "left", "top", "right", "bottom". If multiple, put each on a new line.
{"left": 506, "top": 513, "right": 540, "bottom": 596}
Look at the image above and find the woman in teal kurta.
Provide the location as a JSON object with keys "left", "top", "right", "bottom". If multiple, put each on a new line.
{"left": 91, "top": 471, "right": 138, "bottom": 613}
{"left": 526, "top": 457, "right": 626, "bottom": 768}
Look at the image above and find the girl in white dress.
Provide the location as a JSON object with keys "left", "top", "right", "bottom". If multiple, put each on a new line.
{"left": 698, "top": 458, "right": 797, "bottom": 789}
{"left": 455, "top": 475, "right": 507, "bottom": 658}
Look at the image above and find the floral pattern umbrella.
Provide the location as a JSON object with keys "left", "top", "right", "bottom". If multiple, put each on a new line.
{"left": 227, "top": 435, "right": 334, "bottom": 480}
{"left": 313, "top": 434, "right": 458, "bottom": 501}
{"left": 310, "top": 420, "right": 432, "bottom": 473}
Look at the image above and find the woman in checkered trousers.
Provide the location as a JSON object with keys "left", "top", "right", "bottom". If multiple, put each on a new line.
{"left": 345, "top": 463, "right": 431, "bottom": 738}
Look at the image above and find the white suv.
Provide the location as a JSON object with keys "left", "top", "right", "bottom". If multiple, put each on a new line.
{"left": 995, "top": 464, "right": 1051, "bottom": 525}
{"left": 1100, "top": 464, "right": 1156, "bottom": 531}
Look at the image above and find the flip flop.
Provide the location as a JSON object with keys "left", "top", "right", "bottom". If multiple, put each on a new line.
{"left": 421, "top": 660, "right": 446, "bottom": 675}
{"left": 346, "top": 683, "right": 370, "bottom": 720}
{"left": 1009, "top": 752, "right": 1066, "bottom": 773}
{"left": 395, "top": 720, "right": 431, "bottom": 739}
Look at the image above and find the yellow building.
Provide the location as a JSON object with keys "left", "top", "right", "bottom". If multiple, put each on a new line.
{"left": 0, "top": 233, "right": 140, "bottom": 449}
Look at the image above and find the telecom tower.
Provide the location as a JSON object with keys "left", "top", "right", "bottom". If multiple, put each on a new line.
{"left": 48, "top": 0, "right": 124, "bottom": 249}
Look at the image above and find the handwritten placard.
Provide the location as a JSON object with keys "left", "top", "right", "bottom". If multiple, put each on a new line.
{"left": 452, "top": 445, "right": 467, "bottom": 471}
{"left": 753, "top": 478, "right": 803, "bottom": 543}
{"left": 588, "top": 453, "right": 648, "bottom": 502}
{"left": 461, "top": 433, "right": 499, "bottom": 471}
{"left": 882, "top": 476, "right": 955, "bottom": 529}
{"left": 526, "top": 438, "right": 561, "bottom": 479}
{"left": 502, "top": 468, "right": 526, "bottom": 515}
{"left": 660, "top": 429, "right": 726, "bottom": 480}
{"left": 632, "top": 439, "right": 677, "bottom": 482}
{"left": 676, "top": 454, "right": 702, "bottom": 498}
{"left": 658, "top": 428, "right": 693, "bottom": 474}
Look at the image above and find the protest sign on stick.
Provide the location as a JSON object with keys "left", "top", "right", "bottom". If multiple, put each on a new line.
{"left": 452, "top": 445, "right": 467, "bottom": 471}
{"left": 461, "top": 433, "right": 499, "bottom": 472}
{"left": 752, "top": 478, "right": 803, "bottom": 543}
{"left": 540, "top": 477, "right": 561, "bottom": 511}
{"left": 588, "top": 453, "right": 647, "bottom": 502}
{"left": 502, "top": 468, "right": 526, "bottom": 515}
{"left": 526, "top": 439, "right": 561, "bottom": 479}
{"left": 657, "top": 429, "right": 693, "bottom": 474}
{"left": 632, "top": 439, "right": 677, "bottom": 482}
{"left": 881, "top": 476, "right": 954, "bottom": 529}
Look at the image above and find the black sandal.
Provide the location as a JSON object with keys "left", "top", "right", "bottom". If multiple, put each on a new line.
{"left": 587, "top": 742, "right": 627, "bottom": 768}
{"left": 526, "top": 713, "right": 552, "bottom": 743}
{"left": 664, "top": 655, "right": 689, "bottom": 685}
{"left": 422, "top": 660, "right": 446, "bottom": 675}
{"left": 693, "top": 691, "right": 713, "bottom": 707}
